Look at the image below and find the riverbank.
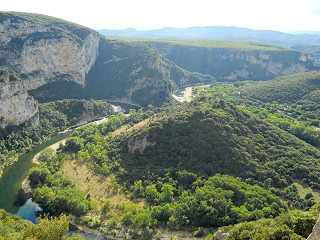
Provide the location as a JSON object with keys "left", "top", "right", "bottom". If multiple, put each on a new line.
{"left": 0, "top": 132, "right": 72, "bottom": 214}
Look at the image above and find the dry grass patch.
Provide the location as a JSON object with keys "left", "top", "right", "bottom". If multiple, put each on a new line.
{"left": 111, "top": 117, "right": 154, "bottom": 137}
{"left": 293, "top": 180, "right": 320, "bottom": 202}
{"left": 61, "top": 160, "right": 148, "bottom": 216}
{"left": 60, "top": 160, "right": 127, "bottom": 209}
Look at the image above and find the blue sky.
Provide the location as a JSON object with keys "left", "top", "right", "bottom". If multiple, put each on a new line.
{"left": 2, "top": 0, "right": 320, "bottom": 31}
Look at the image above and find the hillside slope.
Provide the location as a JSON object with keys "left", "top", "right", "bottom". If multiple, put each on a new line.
{"left": 84, "top": 98, "right": 320, "bottom": 190}
{"left": 240, "top": 71, "right": 320, "bottom": 104}
{"left": 0, "top": 12, "right": 213, "bottom": 110}
{"left": 132, "top": 39, "right": 318, "bottom": 81}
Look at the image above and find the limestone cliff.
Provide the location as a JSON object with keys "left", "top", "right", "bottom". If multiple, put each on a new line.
{"left": 291, "top": 45, "right": 320, "bottom": 66}
{"left": 0, "top": 70, "right": 38, "bottom": 128}
{"left": 0, "top": 12, "right": 100, "bottom": 90}
{"left": 140, "top": 40, "right": 318, "bottom": 81}
{"left": 82, "top": 39, "right": 214, "bottom": 106}
{"left": 0, "top": 12, "right": 213, "bottom": 110}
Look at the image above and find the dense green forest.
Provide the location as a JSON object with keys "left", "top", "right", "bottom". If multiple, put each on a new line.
{"left": 18, "top": 96, "right": 320, "bottom": 238}
{"left": 0, "top": 99, "right": 111, "bottom": 174}
{"left": 193, "top": 71, "right": 320, "bottom": 148}
{"left": 0, "top": 209, "right": 82, "bottom": 239}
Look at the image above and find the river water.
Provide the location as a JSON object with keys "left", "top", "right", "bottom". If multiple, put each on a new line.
{"left": 0, "top": 131, "right": 107, "bottom": 239}
{"left": 0, "top": 103, "right": 140, "bottom": 238}
{"left": 0, "top": 132, "right": 70, "bottom": 216}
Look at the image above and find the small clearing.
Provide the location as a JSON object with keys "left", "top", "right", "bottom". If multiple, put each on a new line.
{"left": 172, "top": 86, "right": 194, "bottom": 102}
{"left": 61, "top": 160, "right": 126, "bottom": 205}
{"left": 293, "top": 180, "right": 320, "bottom": 202}
{"left": 112, "top": 117, "right": 152, "bottom": 136}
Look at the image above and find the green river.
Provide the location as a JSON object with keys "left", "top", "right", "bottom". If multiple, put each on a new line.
{"left": 0, "top": 132, "right": 71, "bottom": 215}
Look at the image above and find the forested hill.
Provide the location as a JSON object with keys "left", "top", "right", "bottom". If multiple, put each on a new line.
{"left": 240, "top": 70, "right": 320, "bottom": 104}
{"left": 96, "top": 97, "right": 320, "bottom": 189}
{"left": 44, "top": 96, "right": 320, "bottom": 237}
{"left": 116, "top": 39, "right": 318, "bottom": 81}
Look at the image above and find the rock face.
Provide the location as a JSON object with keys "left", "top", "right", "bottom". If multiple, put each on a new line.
{"left": 143, "top": 41, "right": 318, "bottom": 81}
{"left": 0, "top": 13, "right": 100, "bottom": 90}
{"left": 128, "top": 135, "right": 155, "bottom": 154}
{"left": 291, "top": 45, "right": 320, "bottom": 65}
{"left": 0, "top": 70, "right": 38, "bottom": 128}
{"left": 307, "top": 218, "right": 320, "bottom": 240}
{"left": 0, "top": 12, "right": 214, "bottom": 112}
{"left": 83, "top": 39, "right": 214, "bottom": 106}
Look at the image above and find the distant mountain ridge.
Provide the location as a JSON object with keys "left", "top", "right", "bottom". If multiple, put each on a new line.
{"left": 98, "top": 26, "right": 320, "bottom": 47}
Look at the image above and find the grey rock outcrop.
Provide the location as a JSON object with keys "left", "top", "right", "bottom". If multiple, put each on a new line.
{"left": 214, "top": 230, "right": 229, "bottom": 240}
{"left": 0, "top": 16, "right": 100, "bottom": 90}
{"left": 144, "top": 41, "right": 318, "bottom": 81}
{"left": 307, "top": 218, "right": 320, "bottom": 240}
{"left": 0, "top": 70, "right": 38, "bottom": 128}
{"left": 218, "top": 50, "right": 315, "bottom": 81}
{"left": 128, "top": 134, "right": 155, "bottom": 154}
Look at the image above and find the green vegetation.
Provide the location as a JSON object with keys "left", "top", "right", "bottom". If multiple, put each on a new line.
{"left": 0, "top": 209, "right": 82, "bottom": 239}
{"left": 240, "top": 71, "right": 320, "bottom": 104}
{"left": 218, "top": 205, "right": 320, "bottom": 239}
{"left": 0, "top": 99, "right": 111, "bottom": 175}
{"left": 194, "top": 72, "right": 320, "bottom": 148}
{"left": 22, "top": 97, "right": 319, "bottom": 237}
{"left": 29, "top": 163, "right": 92, "bottom": 216}
{"left": 40, "top": 99, "right": 112, "bottom": 128}
{"left": 117, "top": 38, "right": 288, "bottom": 51}
{"left": 100, "top": 98, "right": 320, "bottom": 189}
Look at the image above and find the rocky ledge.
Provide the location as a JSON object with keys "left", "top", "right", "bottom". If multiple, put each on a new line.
{"left": 0, "top": 69, "right": 39, "bottom": 128}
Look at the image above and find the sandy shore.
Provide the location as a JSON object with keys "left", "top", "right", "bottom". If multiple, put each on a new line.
{"left": 32, "top": 139, "right": 67, "bottom": 164}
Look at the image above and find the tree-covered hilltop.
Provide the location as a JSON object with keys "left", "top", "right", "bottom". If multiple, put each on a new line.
{"left": 239, "top": 71, "right": 320, "bottom": 104}
{"left": 193, "top": 71, "right": 320, "bottom": 148}
{"left": 118, "top": 38, "right": 318, "bottom": 81}
{"left": 23, "top": 97, "right": 320, "bottom": 238}
{"left": 99, "top": 97, "right": 320, "bottom": 189}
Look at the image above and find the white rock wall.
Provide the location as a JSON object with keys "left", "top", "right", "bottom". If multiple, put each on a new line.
{"left": 0, "top": 72, "right": 38, "bottom": 128}
{"left": 0, "top": 18, "right": 100, "bottom": 90}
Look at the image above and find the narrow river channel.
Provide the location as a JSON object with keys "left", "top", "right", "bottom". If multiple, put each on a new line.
{"left": 0, "top": 132, "right": 71, "bottom": 220}
{"left": 0, "top": 103, "right": 140, "bottom": 238}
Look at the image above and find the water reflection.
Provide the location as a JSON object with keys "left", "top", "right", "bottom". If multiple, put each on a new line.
{"left": 15, "top": 198, "right": 42, "bottom": 224}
